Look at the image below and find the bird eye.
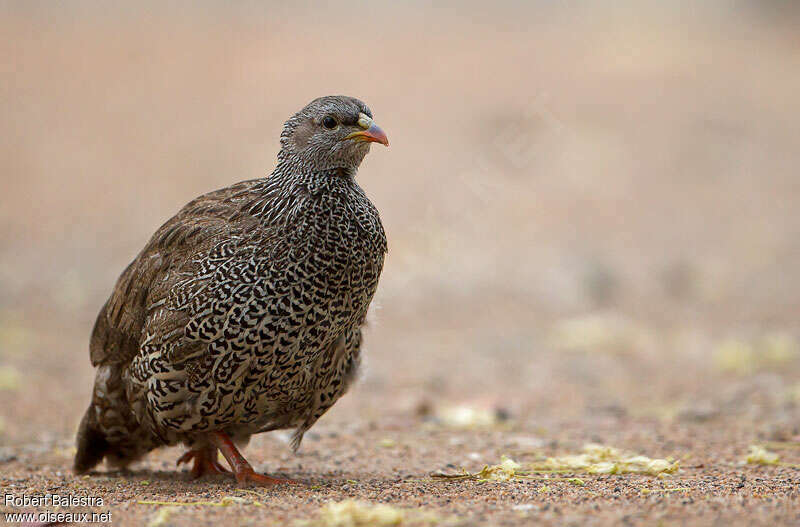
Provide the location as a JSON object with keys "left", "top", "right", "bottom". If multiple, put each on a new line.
{"left": 322, "top": 116, "right": 338, "bottom": 129}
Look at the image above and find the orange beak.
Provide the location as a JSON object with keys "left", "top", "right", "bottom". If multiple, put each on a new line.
{"left": 345, "top": 122, "right": 389, "bottom": 147}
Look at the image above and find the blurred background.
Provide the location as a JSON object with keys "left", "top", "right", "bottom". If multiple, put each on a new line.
{"left": 1, "top": 0, "right": 799, "bottom": 466}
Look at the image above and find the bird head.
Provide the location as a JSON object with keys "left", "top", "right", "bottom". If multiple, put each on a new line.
{"left": 278, "top": 95, "right": 389, "bottom": 172}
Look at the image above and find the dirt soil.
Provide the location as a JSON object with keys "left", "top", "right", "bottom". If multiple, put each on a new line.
{"left": 1, "top": 3, "right": 800, "bottom": 526}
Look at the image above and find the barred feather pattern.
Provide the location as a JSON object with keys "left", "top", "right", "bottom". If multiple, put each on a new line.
{"left": 81, "top": 163, "right": 385, "bottom": 465}
{"left": 75, "top": 96, "right": 388, "bottom": 473}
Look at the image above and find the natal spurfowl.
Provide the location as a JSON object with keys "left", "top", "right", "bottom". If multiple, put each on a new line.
{"left": 74, "top": 96, "right": 389, "bottom": 485}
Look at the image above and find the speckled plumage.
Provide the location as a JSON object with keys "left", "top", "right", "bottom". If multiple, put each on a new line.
{"left": 75, "top": 96, "right": 387, "bottom": 475}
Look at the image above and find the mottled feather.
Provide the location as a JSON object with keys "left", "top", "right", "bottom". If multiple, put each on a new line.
{"left": 75, "top": 96, "right": 387, "bottom": 473}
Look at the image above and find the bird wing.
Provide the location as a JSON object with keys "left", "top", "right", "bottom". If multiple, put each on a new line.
{"left": 88, "top": 179, "right": 265, "bottom": 368}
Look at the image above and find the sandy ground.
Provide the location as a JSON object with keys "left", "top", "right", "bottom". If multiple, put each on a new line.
{"left": 1, "top": 2, "right": 800, "bottom": 525}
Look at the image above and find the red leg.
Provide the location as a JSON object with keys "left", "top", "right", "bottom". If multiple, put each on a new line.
{"left": 176, "top": 446, "right": 230, "bottom": 478}
{"left": 209, "top": 431, "right": 298, "bottom": 486}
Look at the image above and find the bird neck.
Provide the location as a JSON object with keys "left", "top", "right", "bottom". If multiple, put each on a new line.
{"left": 273, "top": 160, "right": 357, "bottom": 182}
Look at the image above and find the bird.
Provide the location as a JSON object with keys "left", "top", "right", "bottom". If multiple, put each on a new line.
{"left": 74, "top": 95, "right": 389, "bottom": 485}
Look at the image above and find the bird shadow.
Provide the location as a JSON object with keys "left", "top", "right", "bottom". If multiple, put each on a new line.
{"left": 79, "top": 467, "right": 311, "bottom": 490}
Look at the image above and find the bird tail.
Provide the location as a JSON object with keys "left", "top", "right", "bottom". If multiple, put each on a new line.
{"left": 74, "top": 405, "right": 111, "bottom": 474}
{"left": 74, "top": 365, "right": 158, "bottom": 474}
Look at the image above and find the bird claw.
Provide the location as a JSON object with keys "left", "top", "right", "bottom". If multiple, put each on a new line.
{"left": 234, "top": 468, "right": 300, "bottom": 486}
{"left": 176, "top": 449, "right": 231, "bottom": 478}
{"left": 176, "top": 451, "right": 194, "bottom": 466}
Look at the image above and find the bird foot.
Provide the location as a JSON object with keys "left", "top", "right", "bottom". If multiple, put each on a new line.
{"left": 208, "top": 430, "right": 300, "bottom": 486}
{"left": 176, "top": 448, "right": 230, "bottom": 478}
{"left": 233, "top": 467, "right": 299, "bottom": 486}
